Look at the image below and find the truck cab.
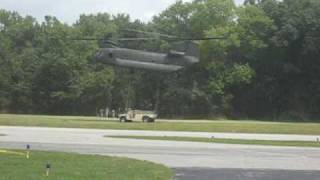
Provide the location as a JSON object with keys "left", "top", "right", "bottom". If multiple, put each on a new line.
{"left": 118, "top": 109, "right": 157, "bottom": 123}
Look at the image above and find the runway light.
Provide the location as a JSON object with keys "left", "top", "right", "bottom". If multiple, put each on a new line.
{"left": 46, "top": 163, "right": 51, "bottom": 176}
{"left": 26, "top": 144, "right": 30, "bottom": 159}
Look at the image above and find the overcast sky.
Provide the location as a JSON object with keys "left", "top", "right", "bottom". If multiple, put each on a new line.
{"left": 0, "top": 0, "right": 244, "bottom": 24}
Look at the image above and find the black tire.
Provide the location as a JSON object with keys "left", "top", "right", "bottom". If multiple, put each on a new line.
{"left": 142, "top": 116, "right": 149, "bottom": 123}
{"left": 143, "top": 116, "right": 155, "bottom": 123}
{"left": 120, "top": 117, "right": 127, "bottom": 123}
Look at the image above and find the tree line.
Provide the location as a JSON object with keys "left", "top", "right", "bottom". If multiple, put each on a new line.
{"left": 0, "top": 0, "right": 320, "bottom": 121}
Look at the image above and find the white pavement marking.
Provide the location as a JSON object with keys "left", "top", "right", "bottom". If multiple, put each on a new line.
{"left": 0, "top": 126, "right": 320, "bottom": 170}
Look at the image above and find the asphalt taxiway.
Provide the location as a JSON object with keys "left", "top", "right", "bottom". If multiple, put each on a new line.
{"left": 1, "top": 126, "right": 320, "bottom": 180}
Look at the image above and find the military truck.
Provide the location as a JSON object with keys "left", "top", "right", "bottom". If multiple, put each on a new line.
{"left": 119, "top": 109, "right": 157, "bottom": 123}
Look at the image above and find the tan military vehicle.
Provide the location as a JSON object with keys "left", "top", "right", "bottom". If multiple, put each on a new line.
{"left": 119, "top": 109, "right": 157, "bottom": 123}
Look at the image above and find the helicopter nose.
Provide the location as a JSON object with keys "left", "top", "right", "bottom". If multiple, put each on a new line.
{"left": 95, "top": 49, "right": 115, "bottom": 63}
{"left": 95, "top": 51, "right": 103, "bottom": 60}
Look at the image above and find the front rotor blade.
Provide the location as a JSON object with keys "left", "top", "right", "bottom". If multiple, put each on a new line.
{"left": 69, "top": 38, "right": 119, "bottom": 47}
{"left": 70, "top": 38, "right": 106, "bottom": 41}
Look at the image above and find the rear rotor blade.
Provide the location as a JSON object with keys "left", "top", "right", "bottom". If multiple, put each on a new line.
{"left": 123, "top": 29, "right": 178, "bottom": 39}
{"left": 123, "top": 29, "right": 228, "bottom": 40}
{"left": 117, "top": 37, "right": 159, "bottom": 41}
{"left": 168, "top": 36, "right": 227, "bottom": 41}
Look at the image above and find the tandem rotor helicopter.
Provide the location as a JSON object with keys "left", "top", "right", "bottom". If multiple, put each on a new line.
{"left": 73, "top": 29, "right": 227, "bottom": 72}
{"left": 70, "top": 29, "right": 227, "bottom": 116}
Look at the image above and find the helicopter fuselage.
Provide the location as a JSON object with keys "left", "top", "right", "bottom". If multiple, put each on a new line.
{"left": 96, "top": 48, "right": 199, "bottom": 72}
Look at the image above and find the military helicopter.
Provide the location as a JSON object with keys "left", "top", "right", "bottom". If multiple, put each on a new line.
{"left": 75, "top": 29, "right": 226, "bottom": 72}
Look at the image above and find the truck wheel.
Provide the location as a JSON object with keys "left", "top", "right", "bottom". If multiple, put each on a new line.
{"left": 142, "top": 116, "right": 149, "bottom": 123}
{"left": 120, "top": 117, "right": 127, "bottom": 123}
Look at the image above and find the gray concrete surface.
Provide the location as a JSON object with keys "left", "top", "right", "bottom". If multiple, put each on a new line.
{"left": 174, "top": 168, "right": 320, "bottom": 180}
{"left": 1, "top": 126, "right": 320, "bottom": 180}
{"left": 1, "top": 126, "right": 319, "bottom": 142}
{"left": 1, "top": 126, "right": 320, "bottom": 170}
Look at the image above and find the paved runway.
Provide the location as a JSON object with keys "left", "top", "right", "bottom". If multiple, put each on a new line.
{"left": 1, "top": 126, "right": 320, "bottom": 180}
{"left": 174, "top": 168, "right": 320, "bottom": 180}
{"left": 1, "top": 126, "right": 319, "bottom": 141}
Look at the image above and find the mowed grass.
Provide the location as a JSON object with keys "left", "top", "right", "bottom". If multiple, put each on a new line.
{"left": 110, "top": 136, "right": 320, "bottom": 148}
{"left": 0, "top": 149, "right": 173, "bottom": 180}
{"left": 1, "top": 114, "right": 320, "bottom": 135}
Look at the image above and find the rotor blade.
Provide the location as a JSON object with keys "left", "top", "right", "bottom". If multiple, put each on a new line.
{"left": 69, "top": 37, "right": 158, "bottom": 42}
{"left": 167, "top": 37, "right": 228, "bottom": 41}
{"left": 70, "top": 37, "right": 106, "bottom": 41}
{"left": 67, "top": 35, "right": 226, "bottom": 45}
{"left": 117, "top": 37, "right": 160, "bottom": 41}
{"left": 102, "top": 40, "right": 119, "bottom": 47}
{"left": 123, "top": 29, "right": 178, "bottom": 39}
{"left": 123, "top": 29, "right": 228, "bottom": 41}
{"left": 117, "top": 36, "right": 227, "bottom": 42}
{"left": 69, "top": 38, "right": 119, "bottom": 46}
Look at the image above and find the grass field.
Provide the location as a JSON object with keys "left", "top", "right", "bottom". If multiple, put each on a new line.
{"left": 0, "top": 149, "right": 173, "bottom": 180}
{"left": 110, "top": 136, "right": 320, "bottom": 148}
{"left": 1, "top": 114, "right": 320, "bottom": 135}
